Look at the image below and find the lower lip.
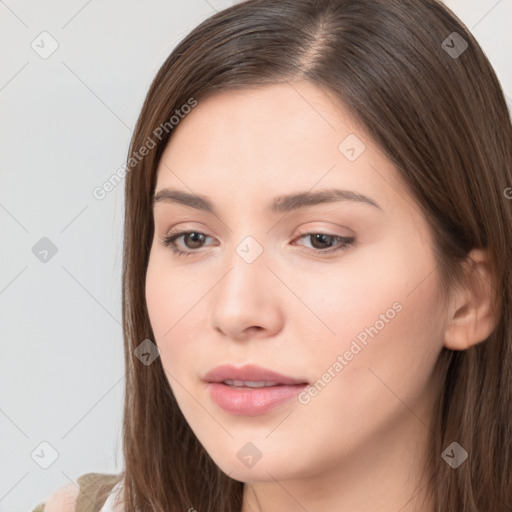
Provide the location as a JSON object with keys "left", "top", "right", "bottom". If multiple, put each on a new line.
{"left": 206, "top": 382, "right": 308, "bottom": 416}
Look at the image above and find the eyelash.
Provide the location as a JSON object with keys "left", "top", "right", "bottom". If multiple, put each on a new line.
{"left": 160, "top": 230, "right": 355, "bottom": 257}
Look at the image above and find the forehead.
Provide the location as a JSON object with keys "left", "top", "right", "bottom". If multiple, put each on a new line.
{"left": 162, "top": 82, "right": 357, "bottom": 161}
{"left": 154, "top": 82, "right": 413, "bottom": 220}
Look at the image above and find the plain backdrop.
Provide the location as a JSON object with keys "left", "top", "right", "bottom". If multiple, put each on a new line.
{"left": 0, "top": 1, "right": 510, "bottom": 510}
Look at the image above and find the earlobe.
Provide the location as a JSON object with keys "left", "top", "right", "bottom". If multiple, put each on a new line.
{"left": 443, "top": 248, "right": 498, "bottom": 351}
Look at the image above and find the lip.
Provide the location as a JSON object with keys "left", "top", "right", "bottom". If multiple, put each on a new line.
{"left": 202, "top": 364, "right": 308, "bottom": 385}
{"left": 203, "top": 364, "right": 309, "bottom": 416}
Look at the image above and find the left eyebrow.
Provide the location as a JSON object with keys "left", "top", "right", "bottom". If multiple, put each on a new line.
{"left": 152, "top": 187, "right": 383, "bottom": 214}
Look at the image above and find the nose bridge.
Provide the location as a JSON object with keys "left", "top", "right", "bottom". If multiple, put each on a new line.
{"left": 234, "top": 234, "right": 265, "bottom": 267}
{"left": 220, "top": 233, "right": 269, "bottom": 300}
{"left": 209, "top": 230, "right": 282, "bottom": 337}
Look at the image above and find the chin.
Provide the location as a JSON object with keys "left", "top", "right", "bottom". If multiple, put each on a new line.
{"left": 204, "top": 442, "right": 309, "bottom": 483}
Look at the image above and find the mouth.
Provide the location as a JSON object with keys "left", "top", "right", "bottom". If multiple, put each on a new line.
{"left": 203, "top": 364, "right": 309, "bottom": 416}
{"left": 222, "top": 379, "right": 285, "bottom": 388}
{"left": 203, "top": 363, "right": 309, "bottom": 386}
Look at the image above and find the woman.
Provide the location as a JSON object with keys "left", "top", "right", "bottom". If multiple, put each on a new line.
{"left": 36, "top": 0, "right": 512, "bottom": 510}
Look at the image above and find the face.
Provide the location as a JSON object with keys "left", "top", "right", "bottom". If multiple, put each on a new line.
{"left": 145, "top": 81, "right": 447, "bottom": 484}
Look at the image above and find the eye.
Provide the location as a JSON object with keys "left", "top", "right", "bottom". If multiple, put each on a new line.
{"left": 160, "top": 231, "right": 215, "bottom": 257}
{"left": 160, "top": 230, "right": 355, "bottom": 257}
{"left": 293, "top": 232, "right": 355, "bottom": 255}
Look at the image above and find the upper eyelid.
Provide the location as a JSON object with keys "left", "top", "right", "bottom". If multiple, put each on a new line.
{"left": 164, "top": 227, "right": 348, "bottom": 238}
{"left": 165, "top": 229, "right": 353, "bottom": 247}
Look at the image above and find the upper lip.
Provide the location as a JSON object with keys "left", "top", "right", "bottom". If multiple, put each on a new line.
{"left": 203, "top": 364, "right": 308, "bottom": 385}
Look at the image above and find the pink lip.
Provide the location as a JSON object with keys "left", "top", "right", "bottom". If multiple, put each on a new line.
{"left": 203, "top": 364, "right": 308, "bottom": 416}
{"left": 202, "top": 364, "right": 308, "bottom": 385}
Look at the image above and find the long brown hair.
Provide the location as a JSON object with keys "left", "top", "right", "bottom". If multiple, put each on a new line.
{"left": 117, "top": 1, "right": 512, "bottom": 510}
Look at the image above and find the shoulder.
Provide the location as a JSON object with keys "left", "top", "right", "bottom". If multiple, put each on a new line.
{"left": 41, "top": 483, "right": 79, "bottom": 512}
{"left": 33, "top": 473, "right": 123, "bottom": 512}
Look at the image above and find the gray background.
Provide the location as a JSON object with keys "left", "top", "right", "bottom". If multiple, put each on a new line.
{"left": 0, "top": 1, "right": 510, "bottom": 511}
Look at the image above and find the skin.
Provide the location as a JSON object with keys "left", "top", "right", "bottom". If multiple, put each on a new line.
{"left": 145, "top": 81, "right": 496, "bottom": 512}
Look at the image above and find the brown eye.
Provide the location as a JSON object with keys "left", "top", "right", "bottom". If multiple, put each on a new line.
{"left": 160, "top": 231, "right": 214, "bottom": 257}
{"left": 295, "top": 233, "right": 355, "bottom": 255}
{"left": 309, "top": 233, "right": 336, "bottom": 250}
{"left": 181, "top": 232, "right": 206, "bottom": 249}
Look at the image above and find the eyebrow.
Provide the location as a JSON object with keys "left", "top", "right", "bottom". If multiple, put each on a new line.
{"left": 152, "top": 187, "right": 382, "bottom": 214}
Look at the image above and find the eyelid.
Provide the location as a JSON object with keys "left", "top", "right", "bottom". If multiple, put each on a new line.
{"left": 294, "top": 224, "right": 354, "bottom": 238}
{"left": 160, "top": 227, "right": 356, "bottom": 258}
{"left": 162, "top": 229, "right": 217, "bottom": 248}
{"left": 161, "top": 224, "right": 351, "bottom": 244}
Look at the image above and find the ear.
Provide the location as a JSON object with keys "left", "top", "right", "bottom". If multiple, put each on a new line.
{"left": 443, "top": 248, "right": 498, "bottom": 351}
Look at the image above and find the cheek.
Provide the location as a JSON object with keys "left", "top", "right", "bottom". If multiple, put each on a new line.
{"left": 297, "top": 233, "right": 445, "bottom": 419}
{"left": 144, "top": 249, "right": 209, "bottom": 376}
{"left": 145, "top": 264, "right": 173, "bottom": 340}
{"left": 145, "top": 248, "right": 198, "bottom": 337}
{"left": 284, "top": 241, "right": 428, "bottom": 357}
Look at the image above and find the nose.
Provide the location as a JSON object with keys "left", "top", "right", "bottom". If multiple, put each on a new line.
{"left": 209, "top": 241, "right": 284, "bottom": 341}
